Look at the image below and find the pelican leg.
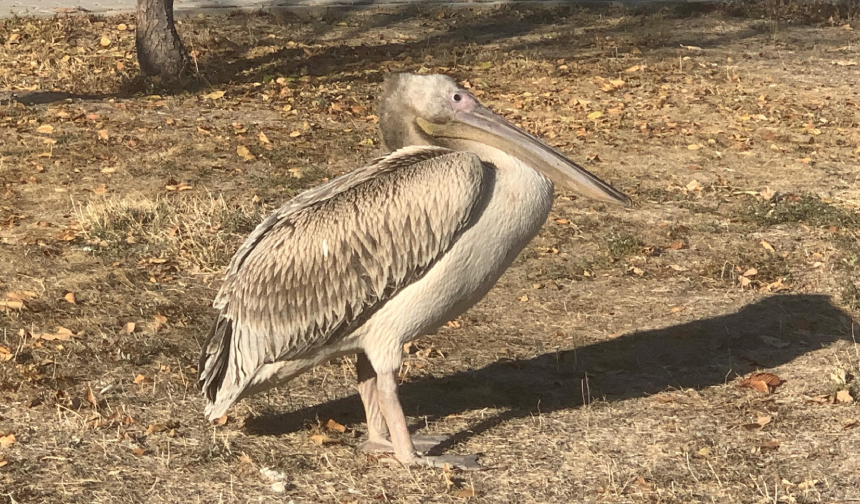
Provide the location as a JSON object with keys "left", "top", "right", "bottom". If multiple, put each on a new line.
{"left": 357, "top": 353, "right": 450, "bottom": 453}
{"left": 375, "top": 368, "right": 482, "bottom": 471}
{"left": 356, "top": 353, "right": 391, "bottom": 451}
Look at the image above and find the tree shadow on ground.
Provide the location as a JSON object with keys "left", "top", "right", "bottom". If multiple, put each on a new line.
{"left": 245, "top": 294, "right": 858, "bottom": 448}
{"left": 190, "top": 1, "right": 782, "bottom": 88}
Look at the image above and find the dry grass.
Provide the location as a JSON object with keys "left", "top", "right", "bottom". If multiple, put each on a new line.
{"left": 2, "top": 2, "right": 860, "bottom": 503}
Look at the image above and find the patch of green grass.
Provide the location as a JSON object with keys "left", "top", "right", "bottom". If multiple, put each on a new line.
{"left": 607, "top": 233, "right": 643, "bottom": 258}
{"left": 736, "top": 194, "right": 860, "bottom": 229}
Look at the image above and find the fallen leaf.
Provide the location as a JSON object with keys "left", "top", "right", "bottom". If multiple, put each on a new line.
{"left": 36, "top": 124, "right": 54, "bottom": 134}
{"left": 454, "top": 488, "right": 476, "bottom": 498}
{"left": 237, "top": 145, "right": 254, "bottom": 161}
{"left": 738, "top": 372, "right": 783, "bottom": 394}
{"left": 0, "top": 300, "right": 23, "bottom": 310}
{"left": 0, "top": 346, "right": 11, "bottom": 362}
{"left": 258, "top": 131, "right": 270, "bottom": 144}
{"left": 117, "top": 23, "right": 128, "bottom": 31}
{"left": 38, "top": 326, "right": 73, "bottom": 341}
{"left": 587, "top": 111, "right": 603, "bottom": 120}
{"left": 687, "top": 143, "right": 702, "bottom": 150}
{"left": 64, "top": 292, "right": 76, "bottom": 304}
{"left": 325, "top": 419, "right": 347, "bottom": 433}
{"left": 123, "top": 322, "right": 135, "bottom": 334}
{"left": 99, "top": 36, "right": 111, "bottom": 47}
{"left": 309, "top": 434, "right": 340, "bottom": 445}
{"left": 743, "top": 268, "right": 758, "bottom": 277}
{"left": 686, "top": 180, "right": 703, "bottom": 191}
{"left": 132, "top": 447, "right": 145, "bottom": 456}
{"left": 760, "top": 240, "right": 775, "bottom": 253}
{"left": 133, "top": 374, "right": 151, "bottom": 385}
{"left": 835, "top": 390, "right": 854, "bottom": 404}
{"left": 0, "top": 434, "right": 15, "bottom": 447}
{"left": 145, "top": 423, "right": 168, "bottom": 435}
{"left": 98, "top": 129, "right": 109, "bottom": 140}
{"left": 85, "top": 387, "right": 98, "bottom": 407}
{"left": 152, "top": 314, "right": 167, "bottom": 332}
{"left": 204, "top": 90, "right": 226, "bottom": 100}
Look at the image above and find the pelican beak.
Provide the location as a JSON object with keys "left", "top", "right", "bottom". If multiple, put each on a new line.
{"left": 416, "top": 102, "right": 632, "bottom": 207}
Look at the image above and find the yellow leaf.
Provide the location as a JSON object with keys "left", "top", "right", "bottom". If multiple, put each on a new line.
{"left": 98, "top": 129, "right": 109, "bottom": 140}
{"left": 687, "top": 143, "right": 702, "bottom": 150}
{"left": 204, "top": 90, "right": 225, "bottom": 100}
{"left": 258, "top": 131, "right": 270, "bottom": 144}
{"left": 309, "top": 434, "right": 340, "bottom": 445}
{"left": 760, "top": 240, "right": 775, "bottom": 253}
{"left": 289, "top": 130, "right": 301, "bottom": 138}
{"left": 836, "top": 389, "right": 854, "bottom": 403}
{"left": 64, "top": 292, "right": 76, "bottom": 304}
{"left": 117, "top": 23, "right": 128, "bottom": 31}
{"left": 36, "top": 124, "right": 54, "bottom": 134}
{"left": 237, "top": 146, "right": 254, "bottom": 161}
{"left": 123, "top": 322, "right": 135, "bottom": 334}
{"left": 0, "top": 434, "right": 15, "bottom": 447}
{"left": 100, "top": 36, "right": 111, "bottom": 47}
{"left": 587, "top": 111, "right": 603, "bottom": 120}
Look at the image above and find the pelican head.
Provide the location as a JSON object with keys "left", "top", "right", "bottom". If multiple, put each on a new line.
{"left": 379, "top": 73, "right": 631, "bottom": 207}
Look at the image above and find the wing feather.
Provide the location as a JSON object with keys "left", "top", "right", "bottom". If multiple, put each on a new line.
{"left": 198, "top": 146, "right": 488, "bottom": 414}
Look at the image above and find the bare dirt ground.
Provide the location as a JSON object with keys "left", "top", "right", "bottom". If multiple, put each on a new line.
{"left": 1, "top": 2, "right": 860, "bottom": 502}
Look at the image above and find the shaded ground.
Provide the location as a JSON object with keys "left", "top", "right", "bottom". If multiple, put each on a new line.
{"left": 2, "top": 2, "right": 860, "bottom": 503}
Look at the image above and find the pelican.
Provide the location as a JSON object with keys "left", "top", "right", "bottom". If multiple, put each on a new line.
{"left": 198, "top": 73, "right": 631, "bottom": 469}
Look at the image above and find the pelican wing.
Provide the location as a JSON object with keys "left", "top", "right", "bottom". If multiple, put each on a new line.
{"left": 198, "top": 146, "right": 488, "bottom": 414}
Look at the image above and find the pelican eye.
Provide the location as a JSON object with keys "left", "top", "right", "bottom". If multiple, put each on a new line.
{"left": 452, "top": 93, "right": 462, "bottom": 103}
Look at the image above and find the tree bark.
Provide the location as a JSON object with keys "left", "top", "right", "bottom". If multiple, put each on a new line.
{"left": 135, "top": 0, "right": 188, "bottom": 79}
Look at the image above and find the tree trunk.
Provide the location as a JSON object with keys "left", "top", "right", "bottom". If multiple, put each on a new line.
{"left": 135, "top": 0, "right": 188, "bottom": 79}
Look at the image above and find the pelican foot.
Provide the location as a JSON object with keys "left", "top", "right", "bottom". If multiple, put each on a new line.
{"left": 416, "top": 454, "right": 482, "bottom": 471}
{"left": 359, "top": 435, "right": 449, "bottom": 454}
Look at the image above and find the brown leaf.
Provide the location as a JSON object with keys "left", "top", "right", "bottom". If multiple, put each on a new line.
{"left": 258, "top": 131, "right": 270, "bottom": 144}
{"left": 0, "top": 434, "right": 15, "bottom": 447}
{"left": 85, "top": 387, "right": 98, "bottom": 408}
{"left": 132, "top": 447, "right": 145, "bottom": 456}
{"left": 152, "top": 314, "right": 167, "bottom": 332}
{"left": 325, "top": 419, "right": 347, "bottom": 433}
{"left": 454, "top": 488, "right": 476, "bottom": 499}
{"left": 63, "top": 292, "right": 76, "bottom": 304}
{"left": 835, "top": 390, "right": 854, "bottom": 404}
{"left": 123, "top": 322, "right": 135, "bottom": 334}
{"left": 133, "top": 374, "right": 151, "bottom": 385}
{"left": 751, "top": 372, "right": 784, "bottom": 386}
{"left": 98, "top": 129, "right": 109, "bottom": 141}
{"left": 99, "top": 36, "right": 111, "bottom": 47}
{"left": 145, "top": 423, "right": 168, "bottom": 435}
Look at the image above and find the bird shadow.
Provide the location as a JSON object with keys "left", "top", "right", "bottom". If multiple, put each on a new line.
{"left": 245, "top": 293, "right": 858, "bottom": 446}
